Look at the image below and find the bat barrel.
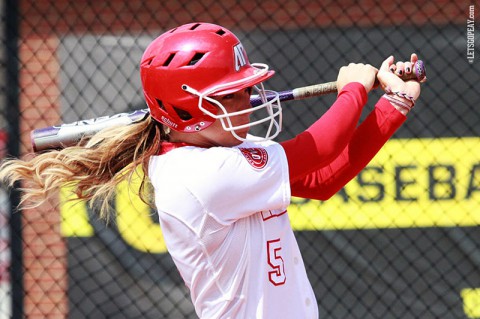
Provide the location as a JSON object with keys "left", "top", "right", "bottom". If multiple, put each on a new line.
{"left": 31, "top": 109, "right": 150, "bottom": 152}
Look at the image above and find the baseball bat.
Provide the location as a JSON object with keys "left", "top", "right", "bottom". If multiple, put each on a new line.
{"left": 31, "top": 60, "right": 426, "bottom": 152}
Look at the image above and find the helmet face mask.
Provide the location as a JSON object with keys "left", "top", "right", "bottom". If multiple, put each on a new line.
{"left": 140, "top": 22, "right": 283, "bottom": 142}
{"left": 182, "top": 67, "right": 282, "bottom": 141}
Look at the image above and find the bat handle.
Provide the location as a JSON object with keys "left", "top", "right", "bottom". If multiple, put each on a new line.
{"left": 250, "top": 60, "right": 426, "bottom": 106}
{"left": 412, "top": 60, "right": 427, "bottom": 82}
{"left": 375, "top": 60, "right": 427, "bottom": 86}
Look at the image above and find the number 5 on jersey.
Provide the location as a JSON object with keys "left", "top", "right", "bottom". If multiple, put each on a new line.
{"left": 267, "top": 239, "right": 286, "bottom": 286}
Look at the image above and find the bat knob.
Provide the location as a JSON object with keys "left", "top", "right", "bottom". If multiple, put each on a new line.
{"left": 414, "top": 60, "right": 427, "bottom": 83}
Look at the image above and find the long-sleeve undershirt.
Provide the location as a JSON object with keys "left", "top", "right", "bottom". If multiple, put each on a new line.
{"left": 281, "top": 82, "right": 407, "bottom": 201}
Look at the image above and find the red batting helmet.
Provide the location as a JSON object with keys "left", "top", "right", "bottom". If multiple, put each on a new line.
{"left": 140, "top": 22, "right": 281, "bottom": 139}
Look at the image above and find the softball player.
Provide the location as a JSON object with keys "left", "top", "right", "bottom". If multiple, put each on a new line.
{"left": 0, "top": 22, "right": 421, "bottom": 318}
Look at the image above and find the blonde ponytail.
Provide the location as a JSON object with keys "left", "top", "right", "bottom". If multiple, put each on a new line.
{"left": 0, "top": 116, "right": 165, "bottom": 220}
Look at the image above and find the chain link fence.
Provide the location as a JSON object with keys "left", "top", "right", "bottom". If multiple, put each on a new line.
{"left": 1, "top": 0, "right": 479, "bottom": 318}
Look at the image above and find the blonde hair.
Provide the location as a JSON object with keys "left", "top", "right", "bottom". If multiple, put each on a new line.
{"left": 0, "top": 116, "right": 166, "bottom": 220}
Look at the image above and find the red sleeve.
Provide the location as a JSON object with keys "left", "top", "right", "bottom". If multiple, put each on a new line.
{"left": 280, "top": 82, "right": 368, "bottom": 182}
{"left": 289, "top": 97, "right": 407, "bottom": 200}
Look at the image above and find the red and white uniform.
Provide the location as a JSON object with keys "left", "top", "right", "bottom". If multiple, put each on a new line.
{"left": 149, "top": 83, "right": 407, "bottom": 318}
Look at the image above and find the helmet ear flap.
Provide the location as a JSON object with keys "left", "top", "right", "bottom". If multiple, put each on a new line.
{"left": 172, "top": 106, "right": 193, "bottom": 121}
{"left": 156, "top": 99, "right": 192, "bottom": 122}
{"left": 155, "top": 97, "right": 216, "bottom": 132}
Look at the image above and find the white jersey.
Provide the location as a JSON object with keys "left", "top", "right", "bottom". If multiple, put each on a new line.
{"left": 149, "top": 138, "right": 318, "bottom": 319}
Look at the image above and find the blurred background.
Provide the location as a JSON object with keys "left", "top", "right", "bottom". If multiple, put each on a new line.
{"left": 0, "top": 0, "right": 479, "bottom": 318}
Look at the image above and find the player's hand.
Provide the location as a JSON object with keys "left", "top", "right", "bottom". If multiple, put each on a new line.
{"left": 377, "top": 54, "right": 421, "bottom": 100}
{"left": 336, "top": 63, "right": 378, "bottom": 94}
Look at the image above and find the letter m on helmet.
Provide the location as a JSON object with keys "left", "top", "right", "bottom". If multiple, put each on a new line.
{"left": 233, "top": 43, "right": 247, "bottom": 71}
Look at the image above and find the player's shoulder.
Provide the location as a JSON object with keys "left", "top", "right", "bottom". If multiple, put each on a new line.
{"left": 236, "top": 136, "right": 284, "bottom": 156}
{"left": 149, "top": 137, "right": 283, "bottom": 172}
{"left": 150, "top": 143, "right": 235, "bottom": 173}
{"left": 232, "top": 135, "right": 282, "bottom": 153}
{"left": 242, "top": 134, "right": 279, "bottom": 147}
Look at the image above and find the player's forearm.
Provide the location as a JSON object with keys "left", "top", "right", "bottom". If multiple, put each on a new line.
{"left": 281, "top": 82, "right": 368, "bottom": 181}
{"left": 290, "top": 97, "right": 406, "bottom": 200}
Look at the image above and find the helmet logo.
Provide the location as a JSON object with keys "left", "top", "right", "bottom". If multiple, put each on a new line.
{"left": 161, "top": 115, "right": 178, "bottom": 129}
{"left": 233, "top": 43, "right": 248, "bottom": 71}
